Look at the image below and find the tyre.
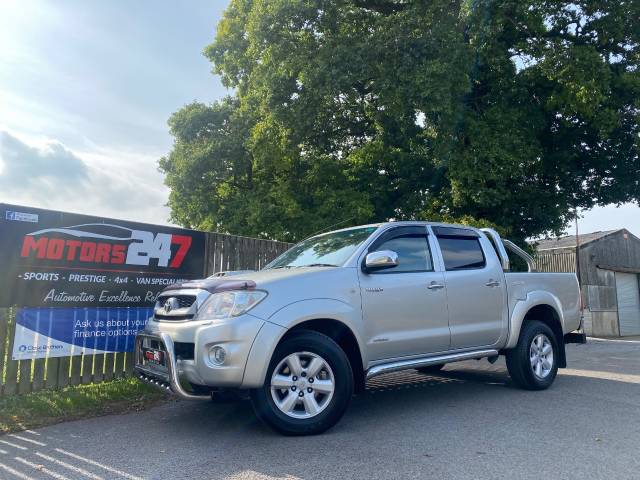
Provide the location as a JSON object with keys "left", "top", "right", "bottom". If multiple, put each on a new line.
{"left": 416, "top": 364, "right": 445, "bottom": 374}
{"left": 250, "top": 330, "right": 354, "bottom": 435}
{"left": 506, "top": 320, "right": 559, "bottom": 390}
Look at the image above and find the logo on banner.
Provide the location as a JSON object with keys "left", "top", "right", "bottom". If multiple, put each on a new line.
{"left": 17, "top": 343, "right": 64, "bottom": 354}
{"left": 6, "top": 210, "right": 39, "bottom": 223}
{"left": 19, "top": 223, "right": 193, "bottom": 268}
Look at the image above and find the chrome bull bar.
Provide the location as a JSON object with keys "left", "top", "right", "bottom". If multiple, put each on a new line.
{"left": 134, "top": 332, "right": 210, "bottom": 400}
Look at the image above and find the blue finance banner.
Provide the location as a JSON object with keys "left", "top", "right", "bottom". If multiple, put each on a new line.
{"left": 12, "top": 307, "right": 154, "bottom": 360}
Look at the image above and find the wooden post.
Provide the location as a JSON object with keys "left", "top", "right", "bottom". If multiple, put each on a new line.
{"left": 69, "top": 351, "right": 82, "bottom": 386}
{"left": 123, "top": 351, "right": 135, "bottom": 376}
{"left": 46, "top": 356, "right": 64, "bottom": 390}
{"left": 31, "top": 355, "right": 46, "bottom": 393}
{"left": 81, "top": 353, "right": 93, "bottom": 384}
{"left": 103, "top": 352, "right": 115, "bottom": 382}
{"left": 92, "top": 353, "right": 105, "bottom": 384}
{"left": 0, "top": 308, "right": 9, "bottom": 396}
{"left": 18, "top": 358, "right": 32, "bottom": 394}
{"left": 113, "top": 352, "right": 126, "bottom": 378}
{"left": 4, "top": 309, "right": 19, "bottom": 396}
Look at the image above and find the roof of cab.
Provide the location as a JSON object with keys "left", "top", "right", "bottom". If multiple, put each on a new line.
{"left": 314, "top": 220, "right": 481, "bottom": 238}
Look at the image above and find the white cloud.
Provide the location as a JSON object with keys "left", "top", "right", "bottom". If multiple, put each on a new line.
{"left": 0, "top": 130, "right": 88, "bottom": 186}
{"left": 0, "top": 130, "right": 171, "bottom": 225}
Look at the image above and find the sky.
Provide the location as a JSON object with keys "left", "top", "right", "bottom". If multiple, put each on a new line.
{"left": 0, "top": 0, "right": 638, "bottom": 239}
{"left": 0, "top": 1, "right": 228, "bottom": 225}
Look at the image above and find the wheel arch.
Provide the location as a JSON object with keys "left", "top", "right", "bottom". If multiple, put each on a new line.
{"left": 242, "top": 300, "right": 366, "bottom": 390}
{"left": 506, "top": 296, "right": 567, "bottom": 368}
{"left": 283, "top": 319, "right": 366, "bottom": 393}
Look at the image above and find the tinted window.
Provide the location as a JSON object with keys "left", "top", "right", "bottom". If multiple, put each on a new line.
{"left": 373, "top": 235, "right": 433, "bottom": 272}
{"left": 438, "top": 237, "right": 486, "bottom": 270}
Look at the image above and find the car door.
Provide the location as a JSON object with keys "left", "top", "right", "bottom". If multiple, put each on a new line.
{"left": 432, "top": 226, "right": 507, "bottom": 349}
{"left": 358, "top": 226, "right": 451, "bottom": 361}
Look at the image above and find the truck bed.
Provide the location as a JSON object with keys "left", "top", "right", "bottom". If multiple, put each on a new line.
{"left": 505, "top": 272, "right": 582, "bottom": 334}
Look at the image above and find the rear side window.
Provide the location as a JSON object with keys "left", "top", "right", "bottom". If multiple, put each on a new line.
{"left": 437, "top": 237, "right": 486, "bottom": 270}
{"left": 371, "top": 233, "right": 433, "bottom": 273}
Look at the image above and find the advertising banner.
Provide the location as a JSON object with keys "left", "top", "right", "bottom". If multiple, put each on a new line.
{"left": 11, "top": 307, "right": 153, "bottom": 359}
{"left": 0, "top": 204, "right": 206, "bottom": 360}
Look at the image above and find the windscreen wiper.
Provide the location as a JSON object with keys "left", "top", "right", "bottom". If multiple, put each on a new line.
{"left": 301, "top": 263, "right": 338, "bottom": 267}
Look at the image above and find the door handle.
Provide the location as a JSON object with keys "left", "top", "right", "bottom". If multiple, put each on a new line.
{"left": 427, "top": 282, "right": 445, "bottom": 290}
{"left": 485, "top": 280, "right": 500, "bottom": 287}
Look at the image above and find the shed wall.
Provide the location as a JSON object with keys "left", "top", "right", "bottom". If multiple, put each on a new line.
{"left": 536, "top": 230, "right": 640, "bottom": 337}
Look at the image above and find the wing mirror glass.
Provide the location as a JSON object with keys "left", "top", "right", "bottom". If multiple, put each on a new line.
{"left": 365, "top": 250, "right": 399, "bottom": 271}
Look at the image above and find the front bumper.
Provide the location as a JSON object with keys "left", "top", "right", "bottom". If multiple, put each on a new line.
{"left": 134, "top": 314, "right": 284, "bottom": 399}
{"left": 135, "top": 332, "right": 210, "bottom": 399}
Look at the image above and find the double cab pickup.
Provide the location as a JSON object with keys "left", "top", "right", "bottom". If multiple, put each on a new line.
{"left": 135, "top": 222, "right": 585, "bottom": 435}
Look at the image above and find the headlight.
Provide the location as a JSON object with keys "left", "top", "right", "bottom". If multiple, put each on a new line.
{"left": 196, "top": 291, "right": 267, "bottom": 320}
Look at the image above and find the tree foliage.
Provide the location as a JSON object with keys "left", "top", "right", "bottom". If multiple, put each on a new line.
{"left": 160, "top": 0, "right": 640, "bottom": 242}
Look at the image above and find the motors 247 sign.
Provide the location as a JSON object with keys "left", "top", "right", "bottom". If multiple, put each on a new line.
{"left": 0, "top": 204, "right": 206, "bottom": 360}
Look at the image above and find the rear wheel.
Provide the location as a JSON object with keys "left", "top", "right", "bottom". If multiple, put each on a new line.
{"left": 250, "top": 331, "right": 353, "bottom": 435}
{"left": 506, "top": 320, "right": 558, "bottom": 390}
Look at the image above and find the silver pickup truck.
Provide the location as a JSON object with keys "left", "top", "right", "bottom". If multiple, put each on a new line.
{"left": 135, "top": 222, "right": 585, "bottom": 435}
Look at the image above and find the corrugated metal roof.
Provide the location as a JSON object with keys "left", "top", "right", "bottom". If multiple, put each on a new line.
{"left": 534, "top": 229, "right": 621, "bottom": 251}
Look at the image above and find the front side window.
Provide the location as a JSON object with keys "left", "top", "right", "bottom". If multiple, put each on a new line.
{"left": 437, "top": 237, "right": 486, "bottom": 270}
{"left": 265, "top": 226, "right": 378, "bottom": 269}
{"left": 372, "top": 234, "right": 433, "bottom": 273}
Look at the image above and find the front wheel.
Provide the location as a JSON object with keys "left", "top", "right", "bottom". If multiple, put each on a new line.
{"left": 250, "top": 331, "right": 354, "bottom": 435}
{"left": 506, "top": 320, "right": 559, "bottom": 390}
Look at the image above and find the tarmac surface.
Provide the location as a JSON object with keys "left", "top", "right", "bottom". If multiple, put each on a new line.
{"left": 1, "top": 338, "right": 639, "bottom": 480}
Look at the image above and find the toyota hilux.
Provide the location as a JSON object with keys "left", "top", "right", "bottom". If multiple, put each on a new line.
{"left": 135, "top": 222, "right": 585, "bottom": 435}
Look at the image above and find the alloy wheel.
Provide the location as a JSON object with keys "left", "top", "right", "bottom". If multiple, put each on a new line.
{"left": 270, "top": 351, "right": 335, "bottom": 419}
{"left": 529, "top": 333, "right": 554, "bottom": 379}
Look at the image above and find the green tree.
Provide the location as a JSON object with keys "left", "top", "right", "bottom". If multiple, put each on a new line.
{"left": 161, "top": 0, "right": 639, "bottom": 243}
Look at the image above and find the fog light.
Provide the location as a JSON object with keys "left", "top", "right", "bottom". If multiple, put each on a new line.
{"left": 209, "top": 346, "right": 226, "bottom": 365}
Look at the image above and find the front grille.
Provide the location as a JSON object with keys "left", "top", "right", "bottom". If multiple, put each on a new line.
{"left": 158, "top": 295, "right": 196, "bottom": 309}
{"left": 154, "top": 294, "right": 197, "bottom": 321}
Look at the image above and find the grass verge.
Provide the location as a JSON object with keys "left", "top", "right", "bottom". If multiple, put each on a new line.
{"left": 0, "top": 378, "right": 166, "bottom": 434}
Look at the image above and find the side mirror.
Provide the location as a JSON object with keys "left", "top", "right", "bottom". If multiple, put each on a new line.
{"left": 364, "top": 250, "right": 399, "bottom": 271}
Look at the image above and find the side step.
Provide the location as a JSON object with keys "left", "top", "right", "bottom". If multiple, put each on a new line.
{"left": 365, "top": 349, "right": 499, "bottom": 380}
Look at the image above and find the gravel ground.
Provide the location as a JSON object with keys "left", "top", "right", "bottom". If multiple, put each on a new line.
{"left": 1, "top": 338, "right": 639, "bottom": 480}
